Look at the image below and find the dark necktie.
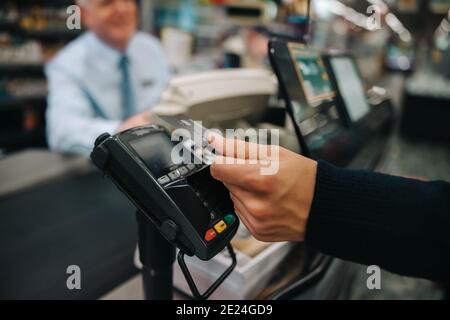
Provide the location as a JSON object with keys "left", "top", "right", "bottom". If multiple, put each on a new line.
{"left": 118, "top": 55, "right": 135, "bottom": 119}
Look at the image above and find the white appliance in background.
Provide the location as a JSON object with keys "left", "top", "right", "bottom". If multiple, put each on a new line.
{"left": 153, "top": 68, "right": 300, "bottom": 153}
{"left": 153, "top": 68, "right": 276, "bottom": 126}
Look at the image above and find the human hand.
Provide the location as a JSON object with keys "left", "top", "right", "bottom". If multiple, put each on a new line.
{"left": 117, "top": 110, "right": 152, "bottom": 133}
{"left": 208, "top": 133, "right": 318, "bottom": 242}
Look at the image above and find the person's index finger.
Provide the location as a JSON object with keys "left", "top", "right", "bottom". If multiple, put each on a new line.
{"left": 210, "top": 155, "right": 258, "bottom": 188}
{"left": 207, "top": 132, "right": 261, "bottom": 160}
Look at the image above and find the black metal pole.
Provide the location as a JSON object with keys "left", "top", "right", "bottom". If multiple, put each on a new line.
{"left": 136, "top": 211, "right": 175, "bottom": 300}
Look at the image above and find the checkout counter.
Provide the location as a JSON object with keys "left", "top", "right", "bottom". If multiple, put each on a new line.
{"left": 0, "top": 151, "right": 139, "bottom": 299}
{"left": 0, "top": 39, "right": 408, "bottom": 300}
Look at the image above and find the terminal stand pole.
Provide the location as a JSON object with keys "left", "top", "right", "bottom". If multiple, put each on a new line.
{"left": 136, "top": 211, "right": 175, "bottom": 300}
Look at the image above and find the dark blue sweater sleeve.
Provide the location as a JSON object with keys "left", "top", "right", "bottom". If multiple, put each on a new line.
{"left": 305, "top": 160, "right": 450, "bottom": 283}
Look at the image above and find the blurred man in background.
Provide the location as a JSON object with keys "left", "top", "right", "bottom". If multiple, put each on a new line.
{"left": 46, "top": 0, "right": 170, "bottom": 156}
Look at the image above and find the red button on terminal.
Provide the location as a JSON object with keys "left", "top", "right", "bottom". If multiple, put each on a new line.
{"left": 204, "top": 229, "right": 217, "bottom": 242}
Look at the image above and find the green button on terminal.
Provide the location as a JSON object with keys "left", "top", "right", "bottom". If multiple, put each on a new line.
{"left": 224, "top": 214, "right": 235, "bottom": 225}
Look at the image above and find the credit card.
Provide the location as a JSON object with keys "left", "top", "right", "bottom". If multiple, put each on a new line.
{"left": 157, "top": 115, "right": 216, "bottom": 165}
{"left": 157, "top": 115, "right": 207, "bottom": 143}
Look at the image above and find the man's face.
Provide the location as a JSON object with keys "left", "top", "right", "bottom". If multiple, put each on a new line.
{"left": 82, "top": 0, "right": 138, "bottom": 51}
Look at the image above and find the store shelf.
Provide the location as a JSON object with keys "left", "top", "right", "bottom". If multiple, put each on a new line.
{"left": 0, "top": 64, "right": 45, "bottom": 76}
{"left": 0, "top": 0, "right": 75, "bottom": 154}
{"left": 0, "top": 21, "right": 83, "bottom": 41}
{"left": 22, "top": 29, "right": 83, "bottom": 41}
{"left": 0, "top": 95, "right": 47, "bottom": 110}
{"left": 0, "top": 21, "right": 20, "bottom": 32}
{"left": 15, "top": 0, "right": 75, "bottom": 7}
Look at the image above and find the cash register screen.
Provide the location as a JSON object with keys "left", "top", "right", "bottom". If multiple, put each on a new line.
{"left": 288, "top": 43, "right": 335, "bottom": 106}
{"left": 282, "top": 43, "right": 339, "bottom": 137}
{"left": 129, "top": 132, "right": 176, "bottom": 177}
{"left": 330, "top": 57, "right": 370, "bottom": 122}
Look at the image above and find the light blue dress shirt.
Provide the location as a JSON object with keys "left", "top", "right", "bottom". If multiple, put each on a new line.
{"left": 45, "top": 31, "right": 170, "bottom": 156}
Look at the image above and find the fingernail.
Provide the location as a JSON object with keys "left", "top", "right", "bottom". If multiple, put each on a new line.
{"left": 207, "top": 132, "right": 221, "bottom": 143}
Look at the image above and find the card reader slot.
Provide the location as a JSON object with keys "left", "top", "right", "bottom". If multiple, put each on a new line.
{"left": 164, "top": 184, "right": 211, "bottom": 235}
{"left": 187, "top": 169, "right": 222, "bottom": 209}
{"left": 187, "top": 168, "right": 235, "bottom": 218}
{"left": 212, "top": 197, "right": 235, "bottom": 216}
{"left": 192, "top": 184, "right": 221, "bottom": 213}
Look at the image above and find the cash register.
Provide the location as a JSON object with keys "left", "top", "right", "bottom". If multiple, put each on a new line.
{"left": 322, "top": 51, "right": 393, "bottom": 127}
{"left": 264, "top": 39, "right": 394, "bottom": 299}
{"left": 269, "top": 39, "right": 393, "bottom": 168}
{"left": 322, "top": 53, "right": 372, "bottom": 127}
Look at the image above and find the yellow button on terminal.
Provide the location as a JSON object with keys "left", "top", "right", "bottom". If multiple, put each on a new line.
{"left": 213, "top": 220, "right": 227, "bottom": 234}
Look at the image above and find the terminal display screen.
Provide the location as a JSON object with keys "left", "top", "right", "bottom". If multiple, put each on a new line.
{"left": 129, "top": 132, "right": 176, "bottom": 177}
{"left": 269, "top": 40, "right": 343, "bottom": 158}
{"left": 282, "top": 43, "right": 339, "bottom": 137}
{"left": 288, "top": 43, "right": 335, "bottom": 105}
{"left": 330, "top": 57, "right": 370, "bottom": 122}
